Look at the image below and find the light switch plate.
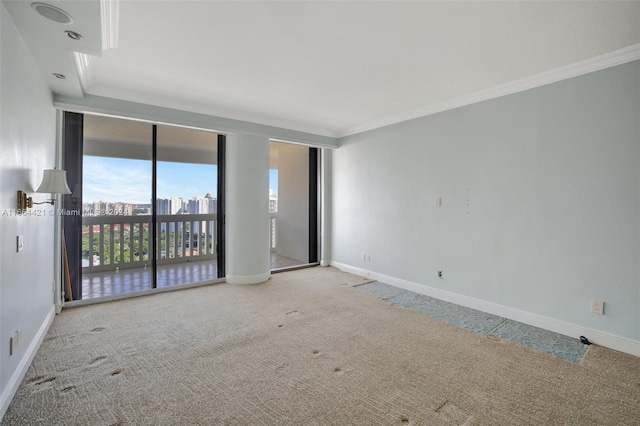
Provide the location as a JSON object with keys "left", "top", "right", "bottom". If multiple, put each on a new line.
{"left": 17, "top": 235, "right": 24, "bottom": 252}
{"left": 10, "top": 330, "right": 20, "bottom": 355}
{"left": 591, "top": 299, "right": 604, "bottom": 315}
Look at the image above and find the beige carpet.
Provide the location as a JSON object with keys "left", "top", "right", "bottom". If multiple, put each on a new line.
{"left": 3, "top": 266, "right": 639, "bottom": 425}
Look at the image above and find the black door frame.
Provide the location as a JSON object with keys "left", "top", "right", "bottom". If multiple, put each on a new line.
{"left": 309, "top": 147, "right": 319, "bottom": 264}
{"left": 61, "top": 112, "right": 83, "bottom": 301}
{"left": 217, "top": 134, "right": 226, "bottom": 278}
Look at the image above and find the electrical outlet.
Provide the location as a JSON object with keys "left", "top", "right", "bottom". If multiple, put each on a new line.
{"left": 360, "top": 252, "right": 366, "bottom": 261}
{"left": 365, "top": 254, "right": 370, "bottom": 262}
{"left": 591, "top": 299, "right": 604, "bottom": 315}
{"left": 438, "top": 270, "right": 443, "bottom": 278}
{"left": 17, "top": 235, "right": 24, "bottom": 252}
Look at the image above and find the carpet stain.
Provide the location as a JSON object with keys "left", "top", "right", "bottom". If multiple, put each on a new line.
{"left": 90, "top": 327, "right": 106, "bottom": 333}
{"left": 29, "top": 377, "right": 57, "bottom": 392}
{"left": 61, "top": 385, "right": 76, "bottom": 393}
{"left": 435, "top": 401, "right": 472, "bottom": 425}
{"left": 277, "top": 324, "right": 284, "bottom": 328}
{"left": 33, "top": 377, "right": 56, "bottom": 386}
{"left": 89, "top": 355, "right": 108, "bottom": 366}
{"left": 312, "top": 349, "right": 320, "bottom": 355}
{"left": 26, "top": 376, "right": 46, "bottom": 384}
{"left": 400, "top": 416, "right": 410, "bottom": 424}
{"left": 333, "top": 367, "right": 344, "bottom": 375}
{"left": 110, "top": 369, "right": 123, "bottom": 377}
{"left": 486, "top": 334, "right": 501, "bottom": 342}
{"left": 286, "top": 310, "right": 302, "bottom": 319}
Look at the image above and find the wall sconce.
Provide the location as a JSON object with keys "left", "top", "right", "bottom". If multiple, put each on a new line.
{"left": 17, "top": 168, "right": 71, "bottom": 210}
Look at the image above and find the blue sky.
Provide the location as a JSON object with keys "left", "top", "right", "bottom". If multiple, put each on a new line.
{"left": 83, "top": 156, "right": 278, "bottom": 203}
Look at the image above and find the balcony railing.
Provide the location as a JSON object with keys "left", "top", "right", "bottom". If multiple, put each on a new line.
{"left": 82, "top": 213, "right": 279, "bottom": 273}
{"left": 82, "top": 214, "right": 217, "bottom": 273}
{"left": 270, "top": 212, "right": 277, "bottom": 253}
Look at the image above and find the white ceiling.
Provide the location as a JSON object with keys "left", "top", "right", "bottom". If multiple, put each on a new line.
{"left": 5, "top": 1, "right": 640, "bottom": 138}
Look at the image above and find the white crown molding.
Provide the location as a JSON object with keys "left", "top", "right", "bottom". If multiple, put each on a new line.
{"left": 100, "top": 0, "right": 119, "bottom": 50}
{"left": 331, "top": 261, "right": 640, "bottom": 358}
{"left": 76, "top": 44, "right": 639, "bottom": 141}
{"left": 73, "top": 52, "right": 94, "bottom": 93}
{"left": 337, "top": 43, "right": 640, "bottom": 138}
{"left": 84, "top": 85, "right": 338, "bottom": 138}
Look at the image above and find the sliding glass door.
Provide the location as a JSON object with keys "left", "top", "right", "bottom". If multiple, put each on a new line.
{"left": 63, "top": 112, "right": 223, "bottom": 302}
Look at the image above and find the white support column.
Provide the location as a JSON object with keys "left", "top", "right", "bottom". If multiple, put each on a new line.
{"left": 225, "top": 134, "right": 271, "bottom": 284}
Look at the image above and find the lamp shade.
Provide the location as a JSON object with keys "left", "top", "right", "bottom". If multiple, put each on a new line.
{"left": 36, "top": 169, "right": 71, "bottom": 194}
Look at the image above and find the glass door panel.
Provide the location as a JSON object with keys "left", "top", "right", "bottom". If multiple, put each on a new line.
{"left": 81, "top": 114, "right": 153, "bottom": 299}
{"left": 156, "top": 125, "right": 218, "bottom": 286}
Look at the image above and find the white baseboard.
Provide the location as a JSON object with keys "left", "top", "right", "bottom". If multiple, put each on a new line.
{"left": 331, "top": 261, "right": 640, "bottom": 357}
{"left": 226, "top": 271, "right": 271, "bottom": 285}
{"left": 0, "top": 305, "right": 55, "bottom": 420}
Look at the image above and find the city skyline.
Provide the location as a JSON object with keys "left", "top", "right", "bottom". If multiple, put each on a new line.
{"left": 83, "top": 156, "right": 279, "bottom": 204}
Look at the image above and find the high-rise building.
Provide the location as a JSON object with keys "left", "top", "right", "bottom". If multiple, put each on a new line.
{"left": 157, "top": 198, "right": 183, "bottom": 215}
{"left": 92, "top": 200, "right": 111, "bottom": 216}
{"left": 188, "top": 196, "right": 210, "bottom": 214}
{"left": 156, "top": 198, "right": 170, "bottom": 215}
{"left": 111, "top": 202, "right": 133, "bottom": 215}
{"left": 170, "top": 197, "right": 183, "bottom": 214}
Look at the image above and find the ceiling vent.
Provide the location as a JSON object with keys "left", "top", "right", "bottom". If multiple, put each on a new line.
{"left": 31, "top": 3, "right": 73, "bottom": 24}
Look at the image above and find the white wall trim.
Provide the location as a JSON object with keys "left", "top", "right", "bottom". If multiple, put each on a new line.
{"left": 0, "top": 306, "right": 55, "bottom": 420}
{"left": 226, "top": 271, "right": 272, "bottom": 285}
{"left": 337, "top": 44, "right": 640, "bottom": 138}
{"left": 52, "top": 94, "right": 338, "bottom": 149}
{"left": 331, "top": 261, "right": 640, "bottom": 358}
{"left": 83, "top": 85, "right": 337, "bottom": 139}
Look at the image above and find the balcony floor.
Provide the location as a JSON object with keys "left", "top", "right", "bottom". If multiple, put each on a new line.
{"left": 82, "top": 254, "right": 306, "bottom": 300}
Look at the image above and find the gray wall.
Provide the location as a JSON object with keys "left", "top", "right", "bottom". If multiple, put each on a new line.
{"left": 1, "top": 4, "right": 57, "bottom": 416}
{"left": 332, "top": 60, "right": 640, "bottom": 341}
